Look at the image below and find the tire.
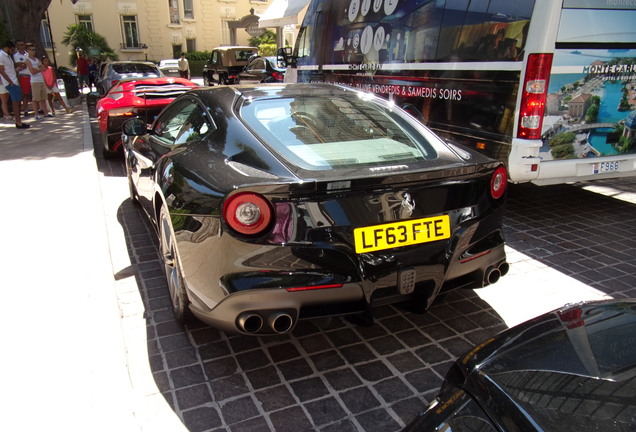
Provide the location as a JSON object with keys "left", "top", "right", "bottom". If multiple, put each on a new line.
{"left": 159, "top": 207, "right": 192, "bottom": 324}
{"left": 204, "top": 73, "right": 214, "bottom": 87}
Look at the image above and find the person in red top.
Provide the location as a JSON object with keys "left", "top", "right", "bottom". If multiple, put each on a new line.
{"left": 76, "top": 52, "right": 89, "bottom": 92}
{"left": 41, "top": 57, "right": 71, "bottom": 115}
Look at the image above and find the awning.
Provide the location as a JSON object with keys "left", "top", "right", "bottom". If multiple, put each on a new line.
{"left": 258, "top": 0, "right": 310, "bottom": 28}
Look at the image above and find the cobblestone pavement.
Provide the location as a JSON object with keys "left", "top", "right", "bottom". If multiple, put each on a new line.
{"left": 89, "top": 100, "right": 636, "bottom": 431}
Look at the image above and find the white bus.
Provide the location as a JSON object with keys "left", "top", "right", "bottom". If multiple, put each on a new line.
{"left": 281, "top": 0, "right": 636, "bottom": 185}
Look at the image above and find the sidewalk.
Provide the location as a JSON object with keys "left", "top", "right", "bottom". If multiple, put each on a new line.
{"left": 0, "top": 102, "right": 139, "bottom": 430}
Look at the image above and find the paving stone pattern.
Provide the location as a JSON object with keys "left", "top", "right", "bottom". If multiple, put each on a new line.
{"left": 93, "top": 111, "right": 636, "bottom": 431}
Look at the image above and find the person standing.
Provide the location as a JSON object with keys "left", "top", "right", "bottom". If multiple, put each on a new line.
{"left": 88, "top": 58, "right": 97, "bottom": 92}
{"left": 76, "top": 52, "right": 89, "bottom": 91}
{"left": 178, "top": 52, "right": 190, "bottom": 79}
{"left": 41, "top": 57, "right": 71, "bottom": 115}
{"left": 25, "top": 47, "right": 51, "bottom": 119}
{"left": 0, "top": 80, "right": 11, "bottom": 120}
{"left": 0, "top": 40, "right": 29, "bottom": 128}
{"left": 13, "top": 40, "right": 31, "bottom": 116}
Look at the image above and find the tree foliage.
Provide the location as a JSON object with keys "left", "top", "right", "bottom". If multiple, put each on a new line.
{"left": 0, "top": 0, "right": 52, "bottom": 54}
{"left": 549, "top": 132, "right": 576, "bottom": 148}
{"left": 61, "top": 24, "right": 117, "bottom": 65}
{"left": 249, "top": 30, "right": 276, "bottom": 47}
{"left": 551, "top": 143, "right": 575, "bottom": 159}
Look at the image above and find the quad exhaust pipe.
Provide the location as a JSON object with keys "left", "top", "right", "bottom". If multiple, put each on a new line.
{"left": 237, "top": 311, "right": 295, "bottom": 334}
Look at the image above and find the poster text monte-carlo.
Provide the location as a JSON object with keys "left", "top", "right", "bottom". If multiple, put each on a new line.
{"left": 285, "top": 0, "right": 636, "bottom": 185}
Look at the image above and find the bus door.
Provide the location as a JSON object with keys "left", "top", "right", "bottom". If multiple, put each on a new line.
{"left": 536, "top": 0, "right": 636, "bottom": 184}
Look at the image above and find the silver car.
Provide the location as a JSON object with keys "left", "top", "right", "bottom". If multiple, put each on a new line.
{"left": 158, "top": 59, "right": 180, "bottom": 77}
{"left": 96, "top": 61, "right": 163, "bottom": 96}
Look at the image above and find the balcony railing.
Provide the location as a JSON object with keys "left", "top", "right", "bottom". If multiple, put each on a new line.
{"left": 120, "top": 43, "right": 148, "bottom": 51}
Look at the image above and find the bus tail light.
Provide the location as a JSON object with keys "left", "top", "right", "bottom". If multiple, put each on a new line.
{"left": 490, "top": 166, "right": 507, "bottom": 200}
{"left": 223, "top": 192, "right": 274, "bottom": 236}
{"left": 517, "top": 53, "right": 553, "bottom": 140}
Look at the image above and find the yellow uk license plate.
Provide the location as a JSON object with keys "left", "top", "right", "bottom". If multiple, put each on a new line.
{"left": 354, "top": 215, "right": 451, "bottom": 254}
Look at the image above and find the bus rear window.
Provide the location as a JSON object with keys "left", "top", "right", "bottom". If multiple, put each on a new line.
{"left": 558, "top": 8, "right": 636, "bottom": 43}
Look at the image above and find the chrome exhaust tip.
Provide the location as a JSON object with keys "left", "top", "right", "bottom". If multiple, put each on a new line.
{"left": 485, "top": 267, "right": 501, "bottom": 285}
{"left": 498, "top": 262, "right": 510, "bottom": 277}
{"left": 237, "top": 313, "right": 264, "bottom": 334}
{"left": 269, "top": 312, "right": 294, "bottom": 334}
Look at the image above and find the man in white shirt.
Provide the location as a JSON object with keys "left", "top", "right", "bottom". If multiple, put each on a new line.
{"left": 0, "top": 40, "right": 29, "bottom": 128}
{"left": 178, "top": 53, "right": 190, "bottom": 79}
{"left": 13, "top": 40, "right": 31, "bottom": 116}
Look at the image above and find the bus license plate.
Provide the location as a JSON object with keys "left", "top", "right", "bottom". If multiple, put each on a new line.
{"left": 354, "top": 215, "right": 451, "bottom": 254}
{"left": 594, "top": 161, "right": 620, "bottom": 174}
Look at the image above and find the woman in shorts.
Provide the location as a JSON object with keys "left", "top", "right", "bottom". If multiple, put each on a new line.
{"left": 41, "top": 57, "right": 71, "bottom": 115}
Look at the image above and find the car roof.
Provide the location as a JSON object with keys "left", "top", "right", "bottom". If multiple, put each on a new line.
{"left": 106, "top": 60, "right": 157, "bottom": 66}
{"left": 210, "top": 46, "right": 254, "bottom": 51}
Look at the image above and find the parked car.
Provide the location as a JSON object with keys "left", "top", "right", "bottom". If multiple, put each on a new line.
{"left": 238, "top": 56, "right": 286, "bottom": 83}
{"left": 96, "top": 61, "right": 163, "bottom": 96}
{"left": 96, "top": 77, "right": 198, "bottom": 158}
{"left": 404, "top": 298, "right": 636, "bottom": 432}
{"left": 121, "top": 83, "right": 508, "bottom": 335}
{"left": 158, "top": 59, "right": 180, "bottom": 77}
{"left": 202, "top": 46, "right": 258, "bottom": 86}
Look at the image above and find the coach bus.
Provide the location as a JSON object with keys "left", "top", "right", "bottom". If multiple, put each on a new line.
{"left": 281, "top": 0, "right": 636, "bottom": 185}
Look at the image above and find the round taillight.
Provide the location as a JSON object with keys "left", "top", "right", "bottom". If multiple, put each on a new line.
{"left": 223, "top": 192, "right": 273, "bottom": 236}
{"left": 490, "top": 166, "right": 508, "bottom": 200}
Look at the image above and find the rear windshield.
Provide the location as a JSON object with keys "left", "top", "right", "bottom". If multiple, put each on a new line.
{"left": 240, "top": 94, "right": 437, "bottom": 171}
{"left": 112, "top": 63, "right": 159, "bottom": 74}
{"left": 234, "top": 50, "right": 257, "bottom": 62}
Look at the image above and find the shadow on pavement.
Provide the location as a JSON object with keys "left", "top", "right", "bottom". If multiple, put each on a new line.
{"left": 504, "top": 182, "right": 636, "bottom": 299}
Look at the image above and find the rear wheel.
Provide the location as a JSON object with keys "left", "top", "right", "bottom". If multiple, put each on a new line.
{"left": 159, "top": 206, "right": 192, "bottom": 324}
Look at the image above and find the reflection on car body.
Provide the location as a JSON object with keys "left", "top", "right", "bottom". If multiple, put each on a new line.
{"left": 122, "top": 83, "right": 508, "bottom": 335}
{"left": 404, "top": 299, "right": 636, "bottom": 432}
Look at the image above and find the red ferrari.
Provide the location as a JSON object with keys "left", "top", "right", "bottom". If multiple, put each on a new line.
{"left": 96, "top": 77, "right": 198, "bottom": 158}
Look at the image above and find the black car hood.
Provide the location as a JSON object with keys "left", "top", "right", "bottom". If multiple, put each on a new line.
{"left": 462, "top": 299, "right": 636, "bottom": 431}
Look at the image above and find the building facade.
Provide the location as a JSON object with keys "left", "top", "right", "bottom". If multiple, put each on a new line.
{"left": 44, "top": 0, "right": 272, "bottom": 68}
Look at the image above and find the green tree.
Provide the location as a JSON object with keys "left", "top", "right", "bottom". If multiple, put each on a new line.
{"left": 585, "top": 104, "right": 599, "bottom": 123}
{"left": 549, "top": 132, "right": 576, "bottom": 148}
{"left": 249, "top": 30, "right": 276, "bottom": 47}
{"left": 61, "top": 24, "right": 117, "bottom": 65}
{"left": 551, "top": 143, "right": 575, "bottom": 159}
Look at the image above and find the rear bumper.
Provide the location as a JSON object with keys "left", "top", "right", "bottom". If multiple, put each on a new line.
{"left": 186, "top": 233, "right": 507, "bottom": 335}
{"left": 189, "top": 282, "right": 366, "bottom": 335}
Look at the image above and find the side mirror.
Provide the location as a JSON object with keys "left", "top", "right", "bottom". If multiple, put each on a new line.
{"left": 277, "top": 47, "right": 295, "bottom": 68}
{"left": 122, "top": 117, "right": 148, "bottom": 136}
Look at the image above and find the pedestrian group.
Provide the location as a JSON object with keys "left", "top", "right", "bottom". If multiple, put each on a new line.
{"left": 0, "top": 40, "right": 72, "bottom": 130}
